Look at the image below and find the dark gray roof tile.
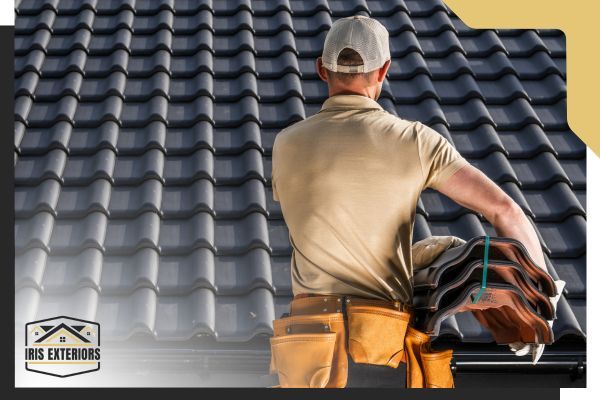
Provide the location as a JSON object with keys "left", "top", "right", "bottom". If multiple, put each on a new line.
{"left": 15, "top": 0, "right": 60, "bottom": 14}
{"left": 419, "top": 31, "right": 464, "bottom": 57}
{"left": 523, "top": 182, "right": 585, "bottom": 222}
{"left": 212, "top": 30, "right": 256, "bottom": 56}
{"left": 17, "top": 121, "right": 73, "bottom": 155}
{"left": 566, "top": 298, "right": 586, "bottom": 334}
{"left": 252, "top": 0, "right": 292, "bottom": 16}
{"left": 544, "top": 34, "right": 566, "bottom": 56}
{"left": 78, "top": 72, "right": 128, "bottom": 101}
{"left": 62, "top": 149, "right": 116, "bottom": 185}
{"left": 163, "top": 149, "right": 213, "bottom": 184}
{"left": 252, "top": 51, "right": 300, "bottom": 79}
{"left": 101, "top": 248, "right": 160, "bottom": 294}
{"left": 31, "top": 287, "right": 99, "bottom": 327}
{"left": 214, "top": 149, "right": 265, "bottom": 185}
{"left": 211, "top": 51, "right": 257, "bottom": 78}
{"left": 215, "top": 213, "right": 270, "bottom": 254}
{"left": 537, "top": 216, "right": 586, "bottom": 258}
{"left": 15, "top": 179, "right": 61, "bottom": 218}
{"left": 15, "top": 248, "right": 48, "bottom": 290}
{"left": 425, "top": 52, "right": 470, "bottom": 79}
{"left": 382, "top": 74, "right": 437, "bottom": 103}
{"left": 167, "top": 97, "right": 213, "bottom": 126}
{"left": 14, "top": 30, "right": 52, "bottom": 55}
{"left": 212, "top": 0, "right": 252, "bottom": 15}
{"left": 163, "top": 121, "right": 213, "bottom": 154}
{"left": 258, "top": 97, "right": 305, "bottom": 128}
{"left": 552, "top": 256, "right": 585, "bottom": 298}
{"left": 254, "top": 30, "right": 297, "bottom": 56}
{"left": 289, "top": 0, "right": 329, "bottom": 16}
{"left": 159, "top": 213, "right": 214, "bottom": 254}
{"left": 121, "top": 96, "right": 169, "bottom": 127}
{"left": 432, "top": 74, "right": 481, "bottom": 104}
{"left": 532, "top": 100, "right": 568, "bottom": 130}
{"left": 113, "top": 149, "right": 165, "bottom": 185}
{"left": 521, "top": 74, "right": 566, "bottom": 104}
{"left": 105, "top": 212, "right": 161, "bottom": 254}
{"left": 552, "top": 296, "right": 585, "bottom": 340}
{"left": 547, "top": 130, "right": 586, "bottom": 159}
{"left": 441, "top": 98, "right": 493, "bottom": 129}
{"left": 412, "top": 11, "right": 452, "bottom": 36}
{"left": 133, "top": 0, "right": 175, "bottom": 14}
{"left": 15, "top": 49, "right": 46, "bottom": 77}
{"left": 560, "top": 158, "right": 586, "bottom": 190}
{"left": 488, "top": 98, "right": 541, "bottom": 129}
{"left": 57, "top": 178, "right": 112, "bottom": 217}
{"left": 259, "top": 73, "right": 302, "bottom": 102}
{"left": 214, "top": 249, "right": 276, "bottom": 294}
{"left": 92, "top": 9, "right": 135, "bottom": 33}
{"left": 510, "top": 51, "right": 562, "bottom": 79}
{"left": 413, "top": 214, "right": 431, "bottom": 242}
{"left": 214, "top": 179, "right": 267, "bottom": 218}
{"left": 161, "top": 180, "right": 212, "bottom": 218}
{"left": 117, "top": 121, "right": 168, "bottom": 154}
{"left": 130, "top": 30, "right": 174, "bottom": 55}
{"left": 19, "top": 95, "right": 80, "bottom": 127}
{"left": 128, "top": 50, "right": 173, "bottom": 77}
{"left": 109, "top": 179, "right": 163, "bottom": 217}
{"left": 450, "top": 124, "right": 505, "bottom": 158}
{"left": 501, "top": 30, "right": 547, "bottom": 56}
{"left": 511, "top": 152, "right": 570, "bottom": 189}
{"left": 68, "top": 122, "right": 120, "bottom": 154}
{"left": 404, "top": 0, "right": 446, "bottom": 16}
{"left": 83, "top": 49, "right": 129, "bottom": 77}
{"left": 49, "top": 212, "right": 108, "bottom": 254}
{"left": 15, "top": 9, "right": 56, "bottom": 33}
{"left": 58, "top": 0, "right": 100, "bottom": 14}
{"left": 172, "top": 10, "right": 213, "bottom": 34}
{"left": 268, "top": 219, "right": 291, "bottom": 255}
{"left": 478, "top": 74, "right": 528, "bottom": 104}
{"left": 214, "top": 11, "right": 254, "bottom": 35}
{"left": 15, "top": 122, "right": 26, "bottom": 151}
{"left": 289, "top": 11, "right": 331, "bottom": 35}
{"left": 420, "top": 189, "right": 469, "bottom": 220}
{"left": 15, "top": 212, "right": 55, "bottom": 253}
{"left": 500, "top": 181, "right": 534, "bottom": 218}
{"left": 73, "top": 96, "right": 125, "bottom": 127}
{"left": 574, "top": 190, "right": 586, "bottom": 211}
{"left": 213, "top": 73, "right": 258, "bottom": 101}
{"left": 496, "top": 125, "right": 555, "bottom": 158}
{"left": 467, "top": 52, "right": 516, "bottom": 79}
{"left": 469, "top": 151, "right": 518, "bottom": 184}
{"left": 123, "top": 72, "right": 170, "bottom": 100}
{"left": 213, "top": 123, "right": 262, "bottom": 154}
{"left": 88, "top": 29, "right": 133, "bottom": 55}
{"left": 43, "top": 249, "right": 103, "bottom": 293}
{"left": 133, "top": 9, "right": 175, "bottom": 34}
{"left": 15, "top": 149, "right": 67, "bottom": 185}
{"left": 156, "top": 248, "right": 215, "bottom": 294}
{"left": 328, "top": 0, "right": 369, "bottom": 16}
{"left": 459, "top": 31, "right": 506, "bottom": 57}
{"left": 389, "top": 31, "right": 423, "bottom": 57}
{"left": 428, "top": 213, "right": 486, "bottom": 239}
{"left": 96, "top": 287, "right": 156, "bottom": 340}
{"left": 28, "top": 72, "right": 83, "bottom": 101}
{"left": 386, "top": 98, "right": 445, "bottom": 126}
{"left": 388, "top": 52, "right": 428, "bottom": 79}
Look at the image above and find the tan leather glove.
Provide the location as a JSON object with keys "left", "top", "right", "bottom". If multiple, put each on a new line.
{"left": 412, "top": 236, "right": 466, "bottom": 271}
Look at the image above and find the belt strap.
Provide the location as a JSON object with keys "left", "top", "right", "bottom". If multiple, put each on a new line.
{"left": 472, "top": 235, "right": 490, "bottom": 304}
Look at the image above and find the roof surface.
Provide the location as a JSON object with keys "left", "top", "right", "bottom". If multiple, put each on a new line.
{"left": 14, "top": 0, "right": 585, "bottom": 354}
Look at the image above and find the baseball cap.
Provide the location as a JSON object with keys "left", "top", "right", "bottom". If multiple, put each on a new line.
{"left": 321, "top": 15, "right": 390, "bottom": 73}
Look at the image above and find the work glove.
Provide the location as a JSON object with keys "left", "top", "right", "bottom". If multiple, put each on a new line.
{"left": 508, "top": 279, "right": 566, "bottom": 364}
{"left": 412, "top": 236, "right": 466, "bottom": 270}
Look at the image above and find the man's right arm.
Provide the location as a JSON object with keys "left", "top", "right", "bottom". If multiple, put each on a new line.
{"left": 435, "top": 163, "right": 548, "bottom": 272}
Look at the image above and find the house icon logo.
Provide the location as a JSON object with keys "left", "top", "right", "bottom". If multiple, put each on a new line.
{"left": 25, "top": 316, "right": 100, "bottom": 377}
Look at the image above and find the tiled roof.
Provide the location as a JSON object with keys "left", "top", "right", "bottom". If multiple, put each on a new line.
{"left": 14, "top": 0, "right": 585, "bottom": 353}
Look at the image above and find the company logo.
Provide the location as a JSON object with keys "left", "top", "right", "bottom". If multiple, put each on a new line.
{"left": 25, "top": 316, "right": 100, "bottom": 378}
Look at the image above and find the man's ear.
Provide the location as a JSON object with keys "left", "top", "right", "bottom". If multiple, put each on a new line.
{"left": 376, "top": 59, "right": 391, "bottom": 83}
{"left": 316, "top": 57, "right": 329, "bottom": 82}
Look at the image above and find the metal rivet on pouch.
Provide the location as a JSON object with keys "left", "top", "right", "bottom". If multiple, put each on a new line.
{"left": 322, "top": 308, "right": 327, "bottom": 312}
{"left": 286, "top": 327, "right": 291, "bottom": 333}
{"left": 324, "top": 325, "right": 330, "bottom": 331}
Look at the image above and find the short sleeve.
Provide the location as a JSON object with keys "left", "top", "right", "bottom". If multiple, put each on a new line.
{"left": 415, "top": 122, "right": 469, "bottom": 190}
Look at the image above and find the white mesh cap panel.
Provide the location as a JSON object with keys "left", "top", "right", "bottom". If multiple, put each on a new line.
{"left": 321, "top": 15, "right": 390, "bottom": 73}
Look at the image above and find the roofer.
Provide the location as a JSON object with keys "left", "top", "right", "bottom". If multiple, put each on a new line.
{"left": 268, "top": 15, "right": 549, "bottom": 388}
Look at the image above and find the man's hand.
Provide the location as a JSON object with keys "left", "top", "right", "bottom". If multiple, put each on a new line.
{"left": 436, "top": 164, "right": 547, "bottom": 272}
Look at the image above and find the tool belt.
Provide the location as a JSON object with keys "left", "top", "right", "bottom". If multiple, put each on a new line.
{"left": 268, "top": 294, "right": 454, "bottom": 388}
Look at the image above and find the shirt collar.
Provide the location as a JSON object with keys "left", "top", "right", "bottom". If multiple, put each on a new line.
{"left": 319, "top": 94, "right": 383, "bottom": 112}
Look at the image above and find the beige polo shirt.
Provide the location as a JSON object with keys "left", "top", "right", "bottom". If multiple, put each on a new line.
{"left": 271, "top": 95, "right": 469, "bottom": 303}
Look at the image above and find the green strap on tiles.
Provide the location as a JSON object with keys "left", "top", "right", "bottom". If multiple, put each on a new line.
{"left": 472, "top": 235, "right": 490, "bottom": 304}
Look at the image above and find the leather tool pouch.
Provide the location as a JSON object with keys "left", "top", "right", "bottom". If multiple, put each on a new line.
{"left": 270, "top": 312, "right": 348, "bottom": 388}
{"left": 270, "top": 332, "right": 336, "bottom": 388}
{"left": 404, "top": 326, "right": 454, "bottom": 388}
{"left": 346, "top": 302, "right": 410, "bottom": 368}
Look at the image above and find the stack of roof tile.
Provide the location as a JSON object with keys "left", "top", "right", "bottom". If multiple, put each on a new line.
{"left": 15, "top": 0, "right": 585, "bottom": 352}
